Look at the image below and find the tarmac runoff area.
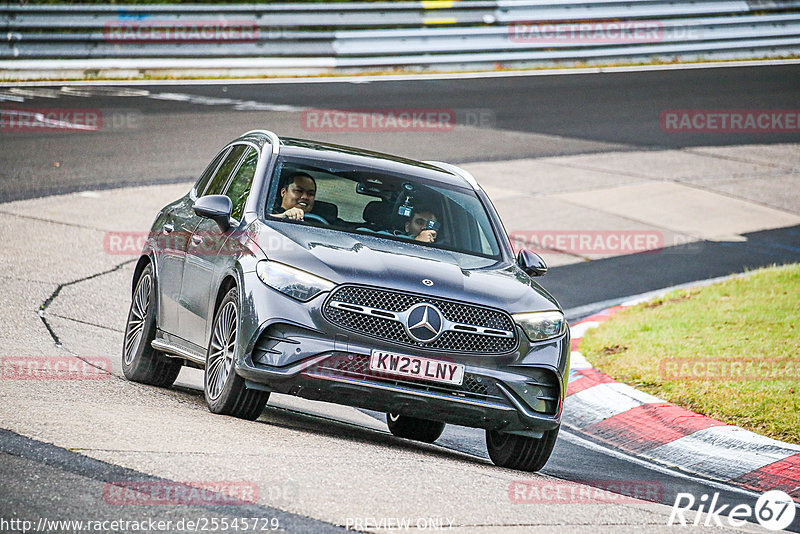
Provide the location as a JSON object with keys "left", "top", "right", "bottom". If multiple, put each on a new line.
{"left": 0, "top": 144, "right": 798, "bottom": 532}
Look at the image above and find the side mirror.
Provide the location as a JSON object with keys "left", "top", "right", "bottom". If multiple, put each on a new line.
{"left": 517, "top": 249, "right": 547, "bottom": 277}
{"left": 194, "top": 195, "right": 232, "bottom": 231}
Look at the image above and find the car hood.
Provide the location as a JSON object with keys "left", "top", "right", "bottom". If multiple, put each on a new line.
{"left": 252, "top": 221, "right": 561, "bottom": 313}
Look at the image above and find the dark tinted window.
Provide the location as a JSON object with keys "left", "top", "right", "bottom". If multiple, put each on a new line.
{"left": 205, "top": 144, "right": 247, "bottom": 197}
{"left": 194, "top": 147, "right": 230, "bottom": 197}
{"left": 226, "top": 147, "right": 259, "bottom": 221}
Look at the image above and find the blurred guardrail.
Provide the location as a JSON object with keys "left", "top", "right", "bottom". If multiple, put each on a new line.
{"left": 2, "top": 1, "right": 800, "bottom": 77}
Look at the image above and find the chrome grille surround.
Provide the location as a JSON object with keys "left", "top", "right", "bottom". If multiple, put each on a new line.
{"left": 323, "top": 285, "right": 518, "bottom": 354}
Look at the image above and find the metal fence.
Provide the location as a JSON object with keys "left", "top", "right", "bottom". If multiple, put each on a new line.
{"left": 2, "top": 1, "right": 800, "bottom": 75}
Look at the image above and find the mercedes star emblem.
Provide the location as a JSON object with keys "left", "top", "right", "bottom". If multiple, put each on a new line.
{"left": 405, "top": 303, "right": 444, "bottom": 343}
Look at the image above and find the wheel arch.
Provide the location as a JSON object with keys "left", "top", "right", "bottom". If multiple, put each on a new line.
{"left": 131, "top": 255, "right": 154, "bottom": 296}
{"left": 214, "top": 274, "right": 239, "bottom": 319}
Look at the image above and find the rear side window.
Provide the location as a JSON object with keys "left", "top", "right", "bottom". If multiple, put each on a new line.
{"left": 226, "top": 147, "right": 259, "bottom": 221}
{"left": 204, "top": 145, "right": 247, "bottom": 197}
{"left": 194, "top": 148, "right": 230, "bottom": 197}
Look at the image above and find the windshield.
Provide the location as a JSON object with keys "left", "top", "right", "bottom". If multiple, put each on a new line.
{"left": 264, "top": 156, "right": 503, "bottom": 259}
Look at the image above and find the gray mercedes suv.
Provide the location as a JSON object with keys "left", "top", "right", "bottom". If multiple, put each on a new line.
{"left": 122, "top": 130, "right": 570, "bottom": 471}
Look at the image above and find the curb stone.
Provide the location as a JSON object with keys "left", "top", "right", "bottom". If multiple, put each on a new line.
{"left": 566, "top": 305, "right": 800, "bottom": 503}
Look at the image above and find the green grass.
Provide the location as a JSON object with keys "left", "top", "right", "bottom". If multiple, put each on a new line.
{"left": 580, "top": 264, "right": 800, "bottom": 445}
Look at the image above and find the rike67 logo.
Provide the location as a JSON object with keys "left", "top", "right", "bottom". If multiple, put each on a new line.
{"left": 668, "top": 490, "right": 796, "bottom": 530}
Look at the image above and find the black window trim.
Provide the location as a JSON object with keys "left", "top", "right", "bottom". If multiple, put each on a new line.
{"left": 193, "top": 146, "right": 232, "bottom": 199}
{"left": 220, "top": 142, "right": 260, "bottom": 199}
{"left": 199, "top": 143, "right": 251, "bottom": 202}
{"left": 222, "top": 144, "right": 261, "bottom": 224}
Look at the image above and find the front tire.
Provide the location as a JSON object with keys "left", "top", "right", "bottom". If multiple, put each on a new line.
{"left": 386, "top": 413, "right": 446, "bottom": 443}
{"left": 486, "top": 428, "right": 559, "bottom": 472}
{"left": 204, "top": 287, "right": 269, "bottom": 420}
{"left": 122, "top": 263, "right": 181, "bottom": 387}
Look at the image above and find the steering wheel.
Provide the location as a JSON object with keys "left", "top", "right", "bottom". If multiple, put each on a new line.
{"left": 302, "top": 213, "right": 330, "bottom": 225}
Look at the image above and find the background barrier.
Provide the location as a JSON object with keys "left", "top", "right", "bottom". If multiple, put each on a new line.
{"left": 2, "top": 1, "right": 799, "bottom": 77}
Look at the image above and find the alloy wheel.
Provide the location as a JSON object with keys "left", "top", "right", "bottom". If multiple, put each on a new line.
{"left": 206, "top": 301, "right": 237, "bottom": 400}
{"left": 123, "top": 273, "right": 152, "bottom": 366}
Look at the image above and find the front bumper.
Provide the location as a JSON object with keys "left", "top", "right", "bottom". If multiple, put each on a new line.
{"left": 236, "top": 274, "right": 568, "bottom": 434}
{"left": 236, "top": 327, "right": 565, "bottom": 434}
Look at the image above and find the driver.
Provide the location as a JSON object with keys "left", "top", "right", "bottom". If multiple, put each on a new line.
{"left": 273, "top": 173, "right": 316, "bottom": 221}
{"left": 404, "top": 205, "right": 440, "bottom": 243}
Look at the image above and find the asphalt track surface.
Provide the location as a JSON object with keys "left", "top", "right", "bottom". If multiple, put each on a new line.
{"left": 2, "top": 63, "right": 800, "bottom": 203}
{"left": 0, "top": 430, "right": 345, "bottom": 534}
{"left": 4, "top": 411, "right": 795, "bottom": 532}
{"left": 2, "top": 64, "right": 799, "bottom": 311}
{"left": 2, "top": 64, "right": 800, "bottom": 532}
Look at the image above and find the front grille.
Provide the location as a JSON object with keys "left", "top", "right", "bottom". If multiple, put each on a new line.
{"left": 323, "top": 285, "right": 517, "bottom": 354}
{"left": 309, "top": 353, "right": 502, "bottom": 402}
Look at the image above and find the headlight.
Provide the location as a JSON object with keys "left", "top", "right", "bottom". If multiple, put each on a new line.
{"left": 256, "top": 260, "right": 335, "bottom": 302}
{"left": 513, "top": 311, "right": 566, "bottom": 342}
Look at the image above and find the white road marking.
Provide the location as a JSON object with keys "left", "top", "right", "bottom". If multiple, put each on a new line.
{"left": 59, "top": 86, "right": 150, "bottom": 98}
{"left": 559, "top": 428, "right": 769, "bottom": 501}
{"left": 0, "top": 92, "right": 25, "bottom": 102}
{"left": 646, "top": 426, "right": 800, "bottom": 481}
{"left": 570, "top": 321, "right": 600, "bottom": 338}
{"left": 6, "top": 87, "right": 62, "bottom": 99}
{"left": 0, "top": 108, "right": 100, "bottom": 131}
{"left": 0, "top": 85, "right": 305, "bottom": 113}
{"left": 564, "top": 382, "right": 663, "bottom": 428}
{"left": 569, "top": 350, "right": 592, "bottom": 370}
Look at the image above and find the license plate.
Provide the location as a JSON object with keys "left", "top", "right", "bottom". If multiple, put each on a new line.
{"left": 369, "top": 349, "right": 465, "bottom": 386}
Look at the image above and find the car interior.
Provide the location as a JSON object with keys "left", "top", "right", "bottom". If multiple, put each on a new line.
{"left": 266, "top": 161, "right": 500, "bottom": 259}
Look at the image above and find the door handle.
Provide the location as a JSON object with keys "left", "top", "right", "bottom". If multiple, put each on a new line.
{"left": 163, "top": 223, "right": 174, "bottom": 234}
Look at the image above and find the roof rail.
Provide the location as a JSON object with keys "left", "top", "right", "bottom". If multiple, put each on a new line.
{"left": 424, "top": 160, "right": 481, "bottom": 192}
{"left": 243, "top": 130, "right": 280, "bottom": 156}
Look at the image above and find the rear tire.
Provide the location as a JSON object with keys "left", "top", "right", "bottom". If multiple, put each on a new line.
{"left": 122, "top": 264, "right": 181, "bottom": 387}
{"left": 485, "top": 428, "right": 558, "bottom": 472}
{"left": 386, "top": 413, "right": 445, "bottom": 443}
{"left": 204, "top": 287, "right": 269, "bottom": 420}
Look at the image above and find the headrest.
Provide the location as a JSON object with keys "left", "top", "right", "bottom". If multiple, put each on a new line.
{"left": 362, "top": 201, "right": 389, "bottom": 224}
{"left": 314, "top": 200, "right": 338, "bottom": 221}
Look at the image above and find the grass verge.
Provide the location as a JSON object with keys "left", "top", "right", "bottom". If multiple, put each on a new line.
{"left": 580, "top": 264, "right": 800, "bottom": 445}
